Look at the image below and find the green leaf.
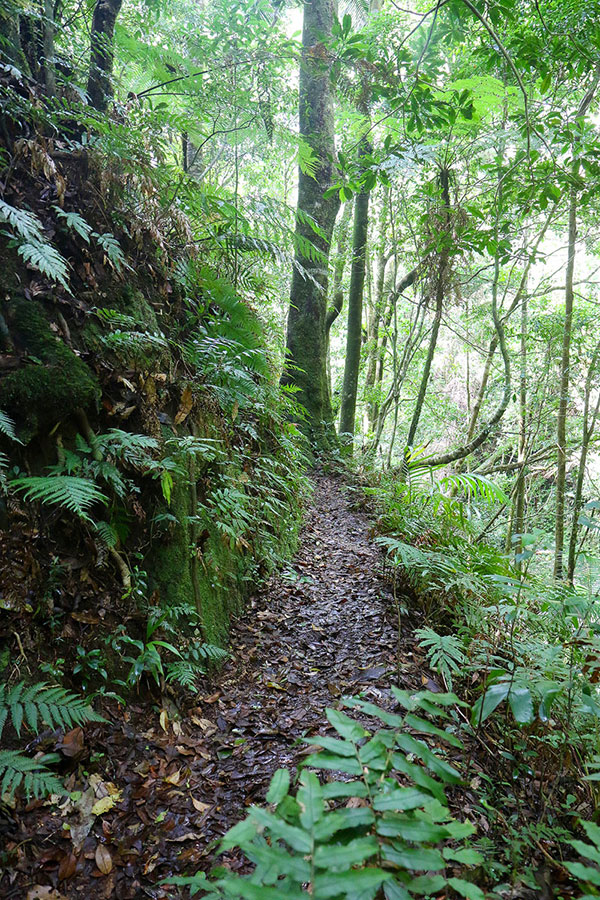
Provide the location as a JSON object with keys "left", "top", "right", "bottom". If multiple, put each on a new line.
{"left": 314, "top": 867, "right": 389, "bottom": 899}
{"left": 297, "top": 770, "right": 323, "bottom": 829}
{"left": 305, "top": 736, "right": 357, "bottom": 757}
{"left": 376, "top": 813, "right": 450, "bottom": 842}
{"left": 443, "top": 847, "right": 484, "bottom": 865}
{"left": 448, "top": 878, "right": 486, "bottom": 899}
{"left": 471, "top": 681, "right": 510, "bottom": 725}
{"left": 220, "top": 816, "right": 259, "bottom": 850}
{"left": 314, "top": 836, "right": 379, "bottom": 870}
{"left": 326, "top": 708, "right": 368, "bottom": 741}
{"left": 321, "top": 781, "right": 369, "bottom": 799}
{"left": 266, "top": 768, "right": 290, "bottom": 805}
{"left": 302, "top": 752, "right": 362, "bottom": 776}
{"left": 407, "top": 874, "right": 447, "bottom": 894}
{"left": 373, "top": 787, "right": 432, "bottom": 812}
{"left": 508, "top": 686, "right": 534, "bottom": 724}
{"left": 382, "top": 843, "right": 445, "bottom": 870}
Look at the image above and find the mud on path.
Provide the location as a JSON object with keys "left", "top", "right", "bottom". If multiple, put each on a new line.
{"left": 2, "top": 475, "right": 420, "bottom": 899}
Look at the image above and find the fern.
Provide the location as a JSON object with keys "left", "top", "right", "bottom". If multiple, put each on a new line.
{"left": 94, "top": 520, "right": 119, "bottom": 548}
{"left": 11, "top": 474, "right": 108, "bottom": 521}
{"left": 0, "top": 681, "right": 104, "bottom": 739}
{"left": 54, "top": 206, "right": 93, "bottom": 243}
{"left": 0, "top": 750, "right": 64, "bottom": 800}
{"left": 0, "top": 682, "right": 104, "bottom": 800}
{"left": 415, "top": 627, "right": 467, "bottom": 691}
{"left": 0, "top": 199, "right": 44, "bottom": 243}
{"left": 17, "top": 240, "right": 70, "bottom": 289}
{"left": 93, "top": 231, "right": 130, "bottom": 273}
{"left": 0, "top": 409, "right": 20, "bottom": 443}
{"left": 165, "top": 643, "right": 228, "bottom": 689}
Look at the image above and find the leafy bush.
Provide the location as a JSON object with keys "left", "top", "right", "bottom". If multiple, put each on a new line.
{"left": 167, "top": 690, "right": 485, "bottom": 900}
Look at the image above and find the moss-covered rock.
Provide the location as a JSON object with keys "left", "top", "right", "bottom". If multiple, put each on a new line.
{"left": 0, "top": 299, "right": 100, "bottom": 442}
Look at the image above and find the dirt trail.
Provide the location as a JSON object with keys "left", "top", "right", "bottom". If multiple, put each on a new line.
{"left": 3, "top": 475, "right": 417, "bottom": 899}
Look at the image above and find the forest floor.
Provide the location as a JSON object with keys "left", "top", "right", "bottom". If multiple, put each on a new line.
{"left": 4, "top": 474, "right": 455, "bottom": 900}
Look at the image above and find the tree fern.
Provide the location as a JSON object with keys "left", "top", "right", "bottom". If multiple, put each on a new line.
{"left": 11, "top": 475, "right": 108, "bottom": 522}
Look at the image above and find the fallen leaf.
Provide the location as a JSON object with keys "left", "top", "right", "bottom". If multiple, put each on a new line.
{"left": 191, "top": 797, "right": 211, "bottom": 813}
{"left": 159, "top": 709, "right": 169, "bottom": 732}
{"left": 57, "top": 727, "right": 85, "bottom": 758}
{"left": 174, "top": 385, "right": 193, "bottom": 425}
{"left": 95, "top": 844, "right": 113, "bottom": 875}
{"left": 27, "top": 889, "right": 67, "bottom": 900}
{"left": 91, "top": 795, "right": 120, "bottom": 816}
{"left": 58, "top": 852, "right": 77, "bottom": 881}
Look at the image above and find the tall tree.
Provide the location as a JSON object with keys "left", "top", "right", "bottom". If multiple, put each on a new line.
{"left": 281, "top": 0, "right": 340, "bottom": 446}
{"left": 339, "top": 121, "right": 372, "bottom": 444}
{"left": 554, "top": 72, "right": 600, "bottom": 580}
{"left": 87, "top": 0, "right": 123, "bottom": 112}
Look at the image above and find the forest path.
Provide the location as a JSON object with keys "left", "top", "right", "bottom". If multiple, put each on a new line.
{"left": 6, "top": 475, "right": 422, "bottom": 899}
{"left": 189, "top": 473, "right": 415, "bottom": 870}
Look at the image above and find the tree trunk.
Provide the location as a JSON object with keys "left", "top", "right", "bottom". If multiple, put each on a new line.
{"left": 325, "top": 202, "right": 352, "bottom": 399}
{"left": 87, "top": 0, "right": 124, "bottom": 112}
{"left": 513, "top": 289, "right": 528, "bottom": 571}
{"left": 567, "top": 339, "right": 600, "bottom": 584}
{"left": 365, "top": 194, "right": 390, "bottom": 431}
{"left": 401, "top": 168, "right": 451, "bottom": 471}
{"left": 339, "top": 137, "right": 371, "bottom": 444}
{"left": 281, "top": 0, "right": 340, "bottom": 448}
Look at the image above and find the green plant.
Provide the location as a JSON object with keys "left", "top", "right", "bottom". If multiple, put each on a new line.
{"left": 109, "top": 617, "right": 182, "bottom": 688}
{"left": 565, "top": 820, "right": 600, "bottom": 896}
{"left": 0, "top": 681, "right": 104, "bottom": 799}
{"left": 73, "top": 646, "right": 109, "bottom": 690}
{"left": 165, "top": 642, "right": 229, "bottom": 689}
{"left": 11, "top": 474, "right": 108, "bottom": 522}
{"left": 0, "top": 198, "right": 70, "bottom": 289}
{"left": 167, "top": 689, "right": 485, "bottom": 899}
{"left": 415, "top": 627, "right": 467, "bottom": 691}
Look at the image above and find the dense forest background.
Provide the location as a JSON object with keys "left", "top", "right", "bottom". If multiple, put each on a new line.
{"left": 3, "top": 0, "right": 600, "bottom": 897}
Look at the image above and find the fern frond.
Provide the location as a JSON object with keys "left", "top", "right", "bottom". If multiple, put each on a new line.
{"left": 54, "top": 206, "right": 93, "bottom": 243}
{"left": 17, "top": 241, "right": 70, "bottom": 289}
{"left": 0, "top": 681, "right": 105, "bottom": 740}
{"left": 0, "top": 409, "right": 20, "bottom": 443}
{"left": 94, "top": 520, "right": 118, "bottom": 548}
{"left": 0, "top": 749, "right": 64, "bottom": 800}
{"left": 11, "top": 475, "right": 108, "bottom": 521}
{"left": 0, "top": 199, "right": 44, "bottom": 243}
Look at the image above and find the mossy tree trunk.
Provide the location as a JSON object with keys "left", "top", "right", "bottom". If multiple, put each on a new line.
{"left": 281, "top": 0, "right": 339, "bottom": 448}
{"left": 87, "top": 0, "right": 123, "bottom": 111}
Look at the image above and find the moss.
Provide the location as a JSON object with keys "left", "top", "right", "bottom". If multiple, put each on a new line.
{"left": 147, "top": 474, "right": 196, "bottom": 616}
{"left": 112, "top": 284, "right": 162, "bottom": 333}
{"left": 0, "top": 299, "right": 100, "bottom": 442}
